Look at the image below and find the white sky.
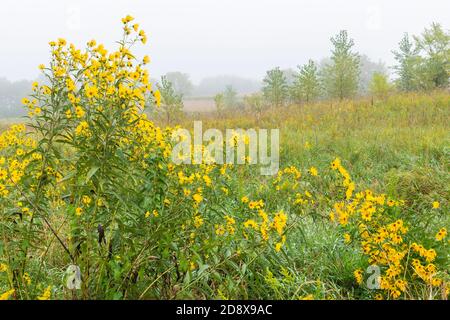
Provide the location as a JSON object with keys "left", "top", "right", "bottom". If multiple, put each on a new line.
{"left": 0, "top": 0, "right": 449, "bottom": 83}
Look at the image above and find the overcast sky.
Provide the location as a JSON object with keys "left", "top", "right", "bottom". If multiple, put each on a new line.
{"left": 1, "top": 0, "right": 448, "bottom": 83}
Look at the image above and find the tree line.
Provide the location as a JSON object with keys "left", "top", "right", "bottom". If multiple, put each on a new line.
{"left": 213, "top": 23, "right": 448, "bottom": 115}
{"left": 1, "top": 23, "right": 447, "bottom": 120}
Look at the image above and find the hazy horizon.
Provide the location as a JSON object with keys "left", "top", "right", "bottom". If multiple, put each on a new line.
{"left": 1, "top": 0, "right": 449, "bottom": 83}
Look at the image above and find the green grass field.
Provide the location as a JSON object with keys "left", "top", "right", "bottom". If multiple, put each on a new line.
{"left": 1, "top": 88, "right": 449, "bottom": 300}
{"left": 170, "top": 91, "right": 450, "bottom": 299}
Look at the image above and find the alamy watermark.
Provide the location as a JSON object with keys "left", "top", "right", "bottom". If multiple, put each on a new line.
{"left": 366, "top": 265, "right": 381, "bottom": 289}
{"left": 171, "top": 121, "right": 280, "bottom": 175}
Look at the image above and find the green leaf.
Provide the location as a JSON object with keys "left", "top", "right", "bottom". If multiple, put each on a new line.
{"left": 86, "top": 166, "right": 100, "bottom": 183}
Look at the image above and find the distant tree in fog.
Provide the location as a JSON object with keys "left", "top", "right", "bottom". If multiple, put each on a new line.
{"left": 369, "top": 72, "right": 393, "bottom": 100}
{"left": 413, "top": 23, "right": 449, "bottom": 89}
{"left": 359, "top": 54, "right": 387, "bottom": 94}
{"left": 262, "top": 67, "right": 288, "bottom": 108}
{"left": 322, "top": 30, "right": 360, "bottom": 100}
{"left": 281, "top": 68, "right": 296, "bottom": 86}
{"left": 291, "top": 60, "right": 321, "bottom": 103}
{"left": 214, "top": 93, "right": 225, "bottom": 117}
{"left": 0, "top": 78, "right": 32, "bottom": 118}
{"left": 223, "top": 85, "right": 238, "bottom": 109}
{"left": 164, "top": 72, "right": 194, "bottom": 96}
{"left": 243, "top": 92, "right": 265, "bottom": 120}
{"left": 156, "top": 76, "right": 184, "bottom": 124}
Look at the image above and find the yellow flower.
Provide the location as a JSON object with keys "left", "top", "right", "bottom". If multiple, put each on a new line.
{"left": 85, "top": 85, "right": 99, "bottom": 99}
{"left": 193, "top": 215, "right": 204, "bottom": 228}
{"left": 331, "top": 158, "right": 341, "bottom": 170}
{"left": 23, "top": 272, "right": 32, "bottom": 285}
{"left": 75, "top": 207, "right": 83, "bottom": 216}
{"left": 192, "top": 193, "right": 203, "bottom": 204}
{"left": 82, "top": 195, "right": 91, "bottom": 205}
{"left": 275, "top": 242, "right": 283, "bottom": 252}
{"left": 241, "top": 196, "right": 249, "bottom": 204}
{"left": 244, "top": 219, "right": 258, "bottom": 230}
{"left": 37, "top": 286, "right": 52, "bottom": 300}
{"left": 143, "top": 55, "right": 150, "bottom": 64}
{"left": 66, "top": 78, "right": 76, "bottom": 91}
{"left": 121, "top": 15, "right": 134, "bottom": 24}
{"left": 0, "top": 170, "right": 8, "bottom": 180}
{"left": 0, "top": 289, "right": 15, "bottom": 300}
{"left": 75, "top": 121, "right": 89, "bottom": 136}
{"left": 354, "top": 269, "right": 363, "bottom": 285}
{"left": 432, "top": 201, "right": 440, "bottom": 209}
{"left": 304, "top": 141, "right": 311, "bottom": 150}
{"left": 75, "top": 106, "right": 85, "bottom": 118}
{"left": 431, "top": 277, "right": 442, "bottom": 287}
{"left": 435, "top": 227, "right": 447, "bottom": 241}
{"left": 215, "top": 224, "right": 225, "bottom": 236}
{"left": 272, "top": 210, "right": 287, "bottom": 235}
{"left": 153, "top": 90, "right": 161, "bottom": 107}
{"left": 139, "top": 30, "right": 147, "bottom": 44}
{"left": 309, "top": 166, "right": 318, "bottom": 176}
{"left": 58, "top": 38, "right": 67, "bottom": 46}
{"left": 390, "top": 289, "right": 401, "bottom": 299}
{"left": 343, "top": 233, "right": 351, "bottom": 243}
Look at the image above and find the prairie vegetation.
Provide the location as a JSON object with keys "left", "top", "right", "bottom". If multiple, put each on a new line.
{"left": 0, "top": 16, "right": 448, "bottom": 300}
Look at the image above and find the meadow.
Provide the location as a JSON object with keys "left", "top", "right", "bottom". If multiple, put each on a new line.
{"left": 0, "top": 16, "right": 448, "bottom": 300}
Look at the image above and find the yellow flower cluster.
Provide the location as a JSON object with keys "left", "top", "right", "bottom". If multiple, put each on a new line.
{"left": 37, "top": 286, "right": 52, "bottom": 300}
{"left": 0, "top": 289, "right": 15, "bottom": 300}
{"left": 330, "top": 158, "right": 447, "bottom": 299}
{"left": 0, "top": 124, "right": 40, "bottom": 198}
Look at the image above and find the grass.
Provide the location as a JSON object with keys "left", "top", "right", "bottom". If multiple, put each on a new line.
{"left": 171, "top": 91, "right": 450, "bottom": 299}
{"left": 184, "top": 91, "right": 449, "bottom": 192}
{"left": 1, "top": 90, "right": 449, "bottom": 300}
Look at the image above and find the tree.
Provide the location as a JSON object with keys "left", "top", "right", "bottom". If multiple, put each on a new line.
{"left": 0, "top": 78, "right": 33, "bottom": 117}
{"left": 262, "top": 67, "right": 288, "bottom": 108}
{"left": 164, "top": 72, "right": 194, "bottom": 96}
{"left": 359, "top": 54, "right": 387, "bottom": 94}
{"left": 214, "top": 93, "right": 225, "bottom": 117}
{"left": 156, "top": 76, "right": 184, "bottom": 124}
{"left": 392, "top": 33, "right": 422, "bottom": 91}
{"left": 413, "top": 23, "right": 449, "bottom": 89}
{"left": 322, "top": 30, "right": 360, "bottom": 100}
{"left": 282, "top": 68, "right": 296, "bottom": 86}
{"left": 369, "top": 72, "right": 392, "bottom": 100}
{"left": 223, "top": 85, "right": 238, "bottom": 109}
{"left": 291, "top": 60, "right": 321, "bottom": 103}
{"left": 244, "top": 92, "right": 265, "bottom": 120}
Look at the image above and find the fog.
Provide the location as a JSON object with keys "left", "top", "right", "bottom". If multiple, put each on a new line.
{"left": 1, "top": 0, "right": 449, "bottom": 84}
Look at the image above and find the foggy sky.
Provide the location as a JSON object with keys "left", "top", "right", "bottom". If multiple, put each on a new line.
{"left": 1, "top": 0, "right": 449, "bottom": 83}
